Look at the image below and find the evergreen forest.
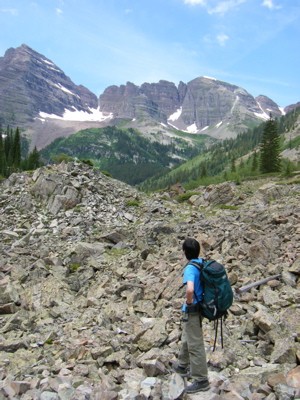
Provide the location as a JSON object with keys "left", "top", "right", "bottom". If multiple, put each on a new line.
{"left": 1, "top": 106, "right": 300, "bottom": 190}
{"left": 40, "top": 126, "right": 208, "bottom": 186}
{"left": 139, "top": 107, "right": 300, "bottom": 192}
{"left": 0, "top": 125, "right": 42, "bottom": 179}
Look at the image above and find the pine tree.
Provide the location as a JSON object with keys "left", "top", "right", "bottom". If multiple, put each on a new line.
{"left": 12, "top": 127, "right": 21, "bottom": 168}
{"left": 231, "top": 158, "right": 236, "bottom": 172}
{"left": 27, "top": 146, "right": 40, "bottom": 170}
{"left": 259, "top": 114, "right": 281, "bottom": 173}
{"left": 4, "top": 126, "right": 11, "bottom": 159}
{"left": 251, "top": 150, "right": 258, "bottom": 172}
{"left": 200, "top": 164, "right": 207, "bottom": 178}
{"left": 0, "top": 127, "right": 4, "bottom": 176}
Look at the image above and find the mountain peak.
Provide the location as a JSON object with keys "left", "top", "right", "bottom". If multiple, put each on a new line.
{"left": 0, "top": 44, "right": 296, "bottom": 151}
{"left": 255, "top": 95, "right": 284, "bottom": 117}
{"left": 202, "top": 75, "right": 217, "bottom": 81}
{"left": 0, "top": 44, "right": 98, "bottom": 128}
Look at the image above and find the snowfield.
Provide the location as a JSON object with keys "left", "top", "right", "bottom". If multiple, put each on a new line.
{"left": 38, "top": 107, "right": 113, "bottom": 122}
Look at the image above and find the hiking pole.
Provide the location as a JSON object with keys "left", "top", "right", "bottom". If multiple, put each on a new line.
{"left": 213, "top": 319, "right": 218, "bottom": 352}
{"left": 220, "top": 317, "right": 224, "bottom": 349}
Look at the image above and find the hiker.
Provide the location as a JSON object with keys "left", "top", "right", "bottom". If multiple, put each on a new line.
{"left": 174, "top": 237, "right": 210, "bottom": 394}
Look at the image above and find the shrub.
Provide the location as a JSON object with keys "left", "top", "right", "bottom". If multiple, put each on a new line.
{"left": 80, "top": 159, "right": 94, "bottom": 167}
{"left": 69, "top": 264, "right": 81, "bottom": 273}
{"left": 126, "top": 199, "right": 139, "bottom": 207}
{"left": 101, "top": 171, "right": 113, "bottom": 178}
{"left": 215, "top": 205, "right": 239, "bottom": 210}
{"left": 176, "top": 191, "right": 198, "bottom": 203}
{"left": 52, "top": 153, "right": 73, "bottom": 164}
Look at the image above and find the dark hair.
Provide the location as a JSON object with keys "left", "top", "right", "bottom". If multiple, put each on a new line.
{"left": 182, "top": 238, "right": 200, "bottom": 260}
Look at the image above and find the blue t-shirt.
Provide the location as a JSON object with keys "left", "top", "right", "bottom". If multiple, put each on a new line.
{"left": 182, "top": 258, "right": 203, "bottom": 311}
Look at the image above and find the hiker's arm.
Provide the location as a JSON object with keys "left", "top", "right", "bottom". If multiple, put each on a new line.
{"left": 186, "top": 281, "right": 194, "bottom": 304}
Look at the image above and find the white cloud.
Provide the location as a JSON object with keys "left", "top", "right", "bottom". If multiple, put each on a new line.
{"left": 0, "top": 8, "right": 18, "bottom": 16}
{"left": 56, "top": 8, "right": 63, "bottom": 15}
{"left": 203, "top": 33, "right": 229, "bottom": 46}
{"left": 124, "top": 9, "right": 133, "bottom": 14}
{"left": 184, "top": 0, "right": 246, "bottom": 14}
{"left": 184, "top": 0, "right": 206, "bottom": 5}
{"left": 217, "top": 33, "right": 229, "bottom": 46}
{"left": 208, "top": 0, "right": 246, "bottom": 15}
{"left": 261, "top": 0, "right": 282, "bottom": 10}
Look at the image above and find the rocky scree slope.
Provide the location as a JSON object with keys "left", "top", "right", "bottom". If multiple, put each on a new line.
{"left": 0, "top": 162, "right": 300, "bottom": 399}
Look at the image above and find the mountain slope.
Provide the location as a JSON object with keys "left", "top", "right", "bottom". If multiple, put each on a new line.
{"left": 0, "top": 161, "right": 299, "bottom": 398}
{"left": 0, "top": 44, "right": 98, "bottom": 126}
{"left": 140, "top": 106, "right": 300, "bottom": 191}
{"left": 40, "top": 126, "right": 210, "bottom": 185}
{"left": 99, "top": 76, "right": 285, "bottom": 140}
{"left": 0, "top": 44, "right": 295, "bottom": 152}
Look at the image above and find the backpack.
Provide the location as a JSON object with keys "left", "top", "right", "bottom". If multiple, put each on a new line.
{"left": 188, "top": 260, "right": 233, "bottom": 321}
{"left": 188, "top": 259, "right": 234, "bottom": 350}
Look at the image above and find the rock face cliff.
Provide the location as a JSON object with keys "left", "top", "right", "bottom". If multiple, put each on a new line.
{"left": 0, "top": 44, "right": 98, "bottom": 125}
{"left": 1, "top": 44, "right": 294, "bottom": 152}
{"left": 0, "top": 162, "right": 300, "bottom": 399}
{"left": 100, "top": 77, "right": 285, "bottom": 139}
{"left": 255, "top": 95, "right": 284, "bottom": 116}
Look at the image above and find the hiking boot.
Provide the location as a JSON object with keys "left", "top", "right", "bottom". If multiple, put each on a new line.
{"left": 173, "top": 364, "right": 190, "bottom": 377}
{"left": 185, "top": 380, "right": 210, "bottom": 393}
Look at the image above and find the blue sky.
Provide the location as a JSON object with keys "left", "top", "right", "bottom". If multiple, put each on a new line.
{"left": 0, "top": 0, "right": 299, "bottom": 107}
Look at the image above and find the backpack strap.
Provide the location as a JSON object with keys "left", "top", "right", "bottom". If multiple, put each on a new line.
{"left": 185, "top": 261, "right": 203, "bottom": 303}
{"left": 187, "top": 260, "right": 204, "bottom": 271}
{"left": 185, "top": 261, "right": 204, "bottom": 324}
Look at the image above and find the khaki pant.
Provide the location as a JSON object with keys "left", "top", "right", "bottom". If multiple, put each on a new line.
{"left": 178, "top": 312, "right": 208, "bottom": 381}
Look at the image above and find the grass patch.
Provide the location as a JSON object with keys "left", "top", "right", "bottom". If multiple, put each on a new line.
{"left": 175, "top": 191, "right": 199, "bottom": 203}
{"left": 126, "top": 199, "right": 139, "bottom": 207}
{"left": 214, "top": 205, "right": 239, "bottom": 210}
{"left": 101, "top": 171, "right": 113, "bottom": 178}
{"left": 69, "top": 263, "right": 81, "bottom": 273}
{"left": 277, "top": 178, "right": 300, "bottom": 185}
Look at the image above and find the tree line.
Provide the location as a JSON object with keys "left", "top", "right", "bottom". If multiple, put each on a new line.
{"left": 0, "top": 125, "right": 42, "bottom": 179}
{"left": 140, "top": 109, "right": 300, "bottom": 192}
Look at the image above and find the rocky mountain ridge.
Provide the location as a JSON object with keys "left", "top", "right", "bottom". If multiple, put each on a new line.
{"left": 100, "top": 78, "right": 284, "bottom": 140}
{"left": 0, "top": 161, "right": 299, "bottom": 399}
{"left": 0, "top": 45, "right": 98, "bottom": 125}
{"left": 0, "top": 44, "right": 295, "bottom": 151}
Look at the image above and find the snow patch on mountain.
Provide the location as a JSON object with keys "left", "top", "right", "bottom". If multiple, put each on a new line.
{"left": 48, "top": 66, "right": 62, "bottom": 73}
{"left": 203, "top": 76, "right": 217, "bottom": 81}
{"left": 168, "top": 107, "right": 182, "bottom": 122}
{"left": 230, "top": 96, "right": 239, "bottom": 113}
{"left": 186, "top": 123, "right": 198, "bottom": 133}
{"left": 167, "top": 122, "right": 179, "bottom": 130}
{"left": 42, "top": 59, "right": 55, "bottom": 66}
{"left": 216, "top": 121, "right": 223, "bottom": 128}
{"left": 279, "top": 107, "right": 286, "bottom": 115}
{"left": 54, "top": 83, "right": 80, "bottom": 98}
{"left": 38, "top": 107, "right": 113, "bottom": 122}
{"left": 255, "top": 102, "right": 270, "bottom": 121}
{"left": 167, "top": 120, "right": 198, "bottom": 134}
